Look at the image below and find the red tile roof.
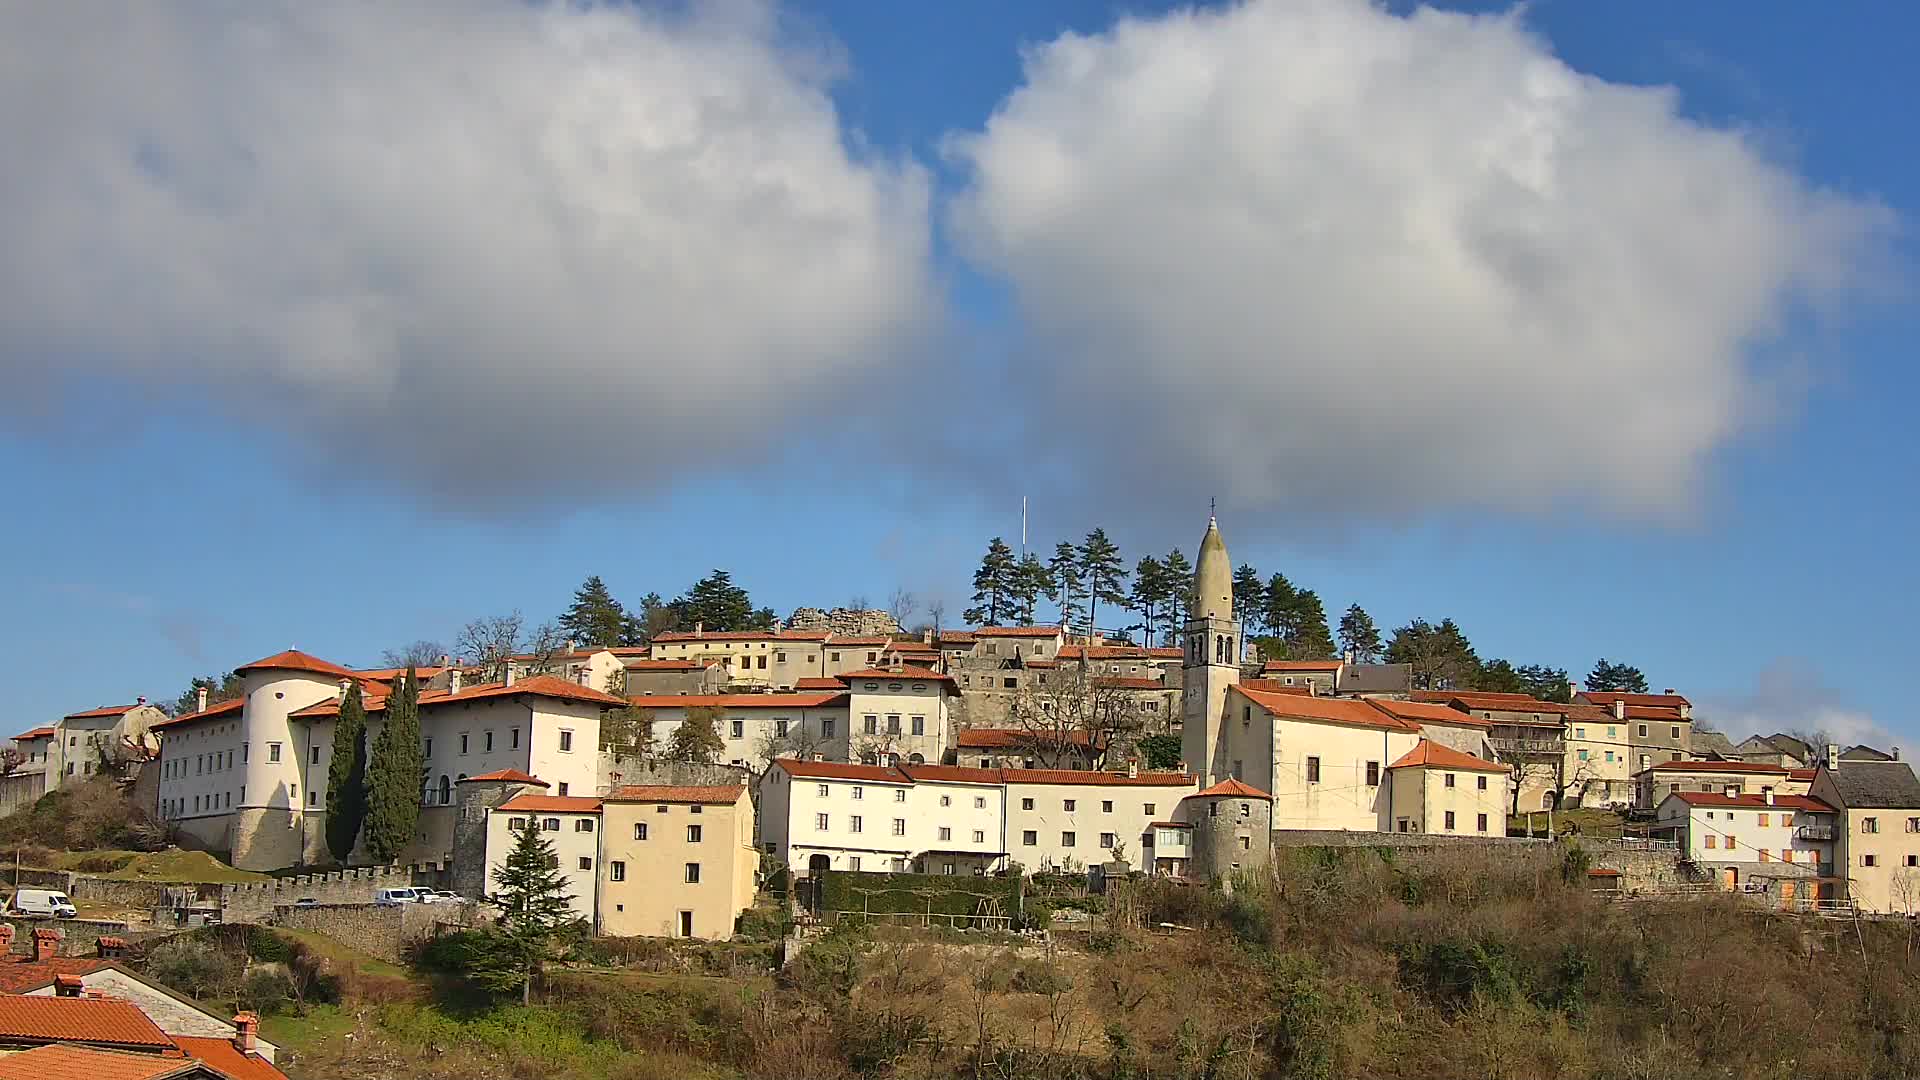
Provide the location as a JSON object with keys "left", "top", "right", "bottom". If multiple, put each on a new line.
{"left": 1237, "top": 680, "right": 1313, "bottom": 695}
{"left": 1665, "top": 791, "right": 1834, "bottom": 812}
{"left": 1581, "top": 691, "right": 1692, "bottom": 708}
{"left": 428, "top": 675, "right": 626, "bottom": 709}
{"left": 1389, "top": 740, "right": 1506, "bottom": 773}
{"left": 1260, "top": 660, "right": 1342, "bottom": 673}
{"left": 794, "top": 677, "right": 846, "bottom": 690}
{"left": 623, "top": 659, "right": 708, "bottom": 671}
{"left": 351, "top": 666, "right": 447, "bottom": 682}
{"left": 774, "top": 759, "right": 910, "bottom": 783}
{"left": 62, "top": 704, "right": 146, "bottom": 721}
{"left": 972, "top": 626, "right": 1064, "bottom": 638}
{"left": 149, "top": 698, "right": 246, "bottom": 731}
{"left": 1002, "top": 768, "right": 1191, "bottom": 787}
{"left": 497, "top": 794, "right": 603, "bottom": 814}
{"left": 0, "top": 995, "right": 174, "bottom": 1050}
{"left": 172, "top": 1036, "right": 290, "bottom": 1080}
{"left": 1059, "top": 645, "right": 1182, "bottom": 660}
{"left": 955, "top": 728, "right": 1096, "bottom": 750}
{"left": 0, "top": 1044, "right": 204, "bottom": 1080}
{"left": 1149, "top": 820, "right": 1193, "bottom": 829}
{"left": 1237, "top": 687, "right": 1422, "bottom": 733}
{"left": 1190, "top": 778, "right": 1272, "bottom": 800}
{"left": 837, "top": 666, "right": 957, "bottom": 683}
{"left": 900, "top": 764, "right": 1004, "bottom": 785}
{"left": 651, "top": 630, "right": 829, "bottom": 643}
{"left": 935, "top": 631, "right": 976, "bottom": 644}
{"left": 1367, "top": 698, "right": 1492, "bottom": 728}
{"left": 1621, "top": 705, "right": 1688, "bottom": 721}
{"left": 1648, "top": 760, "right": 1789, "bottom": 775}
{"left": 12, "top": 726, "right": 56, "bottom": 741}
{"left": 458, "top": 769, "right": 548, "bottom": 786}
{"left": 0, "top": 955, "right": 111, "bottom": 993}
{"left": 603, "top": 785, "right": 747, "bottom": 805}
{"left": 1412, "top": 691, "right": 1586, "bottom": 717}
{"left": 234, "top": 649, "right": 355, "bottom": 680}
{"left": 1789, "top": 768, "right": 1818, "bottom": 781}
{"left": 626, "top": 692, "right": 848, "bottom": 709}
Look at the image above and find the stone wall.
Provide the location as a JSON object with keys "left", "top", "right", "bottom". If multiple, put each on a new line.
{"left": 1270, "top": 830, "right": 1548, "bottom": 850}
{"left": 4, "top": 868, "right": 76, "bottom": 892}
{"left": 1589, "top": 847, "right": 1696, "bottom": 894}
{"left": 221, "top": 865, "right": 425, "bottom": 922}
{"left": 68, "top": 877, "right": 179, "bottom": 912}
{"left": 0, "top": 772, "right": 45, "bottom": 816}
{"left": 269, "top": 902, "right": 482, "bottom": 964}
{"left": 2, "top": 918, "right": 134, "bottom": 957}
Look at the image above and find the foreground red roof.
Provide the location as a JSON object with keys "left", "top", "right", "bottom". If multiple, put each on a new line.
{"left": 0, "top": 954, "right": 111, "bottom": 993}
{"left": 1664, "top": 791, "right": 1834, "bottom": 812}
{"left": 498, "top": 794, "right": 603, "bottom": 814}
{"left": 1389, "top": 740, "right": 1506, "bottom": 773}
{"left": 1190, "top": 778, "right": 1272, "bottom": 800}
{"left": 12, "top": 726, "right": 56, "bottom": 741}
{"left": 428, "top": 675, "right": 626, "bottom": 708}
{"left": 1237, "top": 687, "right": 1421, "bottom": 733}
{"left": 0, "top": 995, "right": 174, "bottom": 1050}
{"left": 0, "top": 1044, "right": 206, "bottom": 1080}
{"left": 172, "top": 1036, "right": 289, "bottom": 1080}
{"left": 794, "top": 677, "right": 846, "bottom": 690}
{"left": 604, "top": 784, "right": 747, "bottom": 805}
{"left": 234, "top": 649, "right": 356, "bottom": 680}
{"left": 458, "top": 769, "right": 548, "bottom": 786}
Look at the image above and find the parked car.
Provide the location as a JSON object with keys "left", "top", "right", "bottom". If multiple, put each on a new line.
{"left": 10, "top": 889, "right": 78, "bottom": 918}
{"left": 374, "top": 887, "right": 424, "bottom": 907}
{"left": 291, "top": 897, "right": 320, "bottom": 908}
{"left": 417, "top": 889, "right": 460, "bottom": 904}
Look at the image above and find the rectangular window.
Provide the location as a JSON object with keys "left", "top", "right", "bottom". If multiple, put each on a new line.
{"left": 559, "top": 730, "right": 574, "bottom": 752}
{"left": 578, "top": 856, "right": 592, "bottom": 871}
{"left": 1637, "top": 724, "right": 1648, "bottom": 738}
{"left": 310, "top": 746, "right": 320, "bottom": 765}
{"left": 775, "top": 719, "right": 789, "bottom": 738}
{"left": 911, "top": 716, "right": 925, "bottom": 735}
{"left": 1444, "top": 773, "right": 1456, "bottom": 789}
{"left": 1306, "top": 757, "right": 1321, "bottom": 783}
{"left": 894, "top": 789, "right": 906, "bottom": 803}
{"left": 1100, "top": 832, "right": 1116, "bottom": 848}
{"left": 544, "top": 818, "right": 561, "bottom": 831}
{"left": 267, "top": 743, "right": 281, "bottom": 763}
{"left": 485, "top": 731, "right": 494, "bottom": 752}
{"left": 973, "top": 830, "right": 985, "bottom": 843}
{"left": 687, "top": 824, "right": 702, "bottom": 842}
{"left": 1143, "top": 803, "right": 1157, "bottom": 816}
{"left": 1022, "top": 797, "right": 1035, "bottom": 810}
{"left": 892, "top": 818, "right": 907, "bottom": 836}
{"left": 460, "top": 733, "right": 469, "bottom": 754}
{"left": 575, "top": 818, "right": 594, "bottom": 832}
{"left": 1476, "top": 776, "right": 1488, "bottom": 791}
{"left": 1023, "top": 830, "right": 1037, "bottom": 846}
{"left": 1444, "top": 811, "right": 1456, "bottom": 831}
{"left": 1908, "top": 855, "right": 1919, "bottom": 868}
{"left": 241, "top": 744, "right": 247, "bottom": 763}
{"left": 424, "top": 737, "right": 433, "bottom": 758}
{"left": 1671, "top": 726, "right": 1680, "bottom": 740}
{"left": 1782, "top": 849, "right": 1795, "bottom": 863}
{"left": 509, "top": 817, "right": 526, "bottom": 831}
{"left": 558, "top": 782, "right": 569, "bottom": 796}
{"left": 685, "top": 863, "right": 701, "bottom": 883}
{"left": 1758, "top": 813, "right": 1770, "bottom": 827}
{"left": 815, "top": 813, "right": 829, "bottom": 831}
{"left": 1760, "top": 850, "right": 1771, "bottom": 862}
{"left": 974, "top": 796, "right": 986, "bottom": 809}
{"left": 1865, "top": 817, "right": 1881, "bottom": 834}
{"left": 939, "top": 826, "right": 952, "bottom": 841}
{"left": 1908, "top": 817, "right": 1920, "bottom": 833}
{"left": 864, "top": 715, "right": 878, "bottom": 735}
{"left": 1064, "top": 799, "right": 1077, "bottom": 811}
{"left": 511, "top": 728, "right": 520, "bottom": 749}
{"left": 1863, "top": 854, "right": 1878, "bottom": 867}
{"left": 308, "top": 789, "right": 318, "bottom": 806}
{"left": 848, "top": 856, "right": 862, "bottom": 871}
{"left": 1705, "top": 835, "right": 1717, "bottom": 849}
{"left": 731, "top": 720, "right": 745, "bottom": 739}
{"left": 1102, "top": 800, "right": 1114, "bottom": 813}
{"left": 610, "top": 861, "right": 626, "bottom": 881}
{"left": 940, "top": 795, "right": 951, "bottom": 807}
{"left": 817, "top": 783, "right": 831, "bottom": 797}
{"left": 1062, "top": 831, "right": 1076, "bottom": 847}
{"left": 822, "top": 720, "right": 836, "bottom": 738}
{"left": 634, "top": 823, "right": 648, "bottom": 840}
{"left": 1365, "top": 761, "right": 1380, "bottom": 786}
{"left": 850, "top": 815, "right": 862, "bottom": 834}
{"left": 886, "top": 715, "right": 901, "bottom": 735}
{"left": 1476, "top": 814, "right": 1488, "bottom": 832}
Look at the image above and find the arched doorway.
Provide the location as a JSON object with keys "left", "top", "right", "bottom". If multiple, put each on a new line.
{"left": 1540, "top": 790, "right": 1558, "bottom": 812}
{"left": 908, "top": 753, "right": 925, "bottom": 765}
{"left": 808, "top": 854, "right": 831, "bottom": 875}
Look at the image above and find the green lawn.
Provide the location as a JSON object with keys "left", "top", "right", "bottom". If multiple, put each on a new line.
{"left": 268, "top": 927, "right": 413, "bottom": 981}
{"left": 49, "top": 848, "right": 269, "bottom": 883}
{"left": 1506, "top": 807, "right": 1629, "bottom": 838}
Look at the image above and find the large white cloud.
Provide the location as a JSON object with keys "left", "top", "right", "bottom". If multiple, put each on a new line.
{"left": 0, "top": 1, "right": 934, "bottom": 502}
{"left": 1697, "top": 658, "right": 1896, "bottom": 751}
{"left": 946, "top": 0, "right": 1891, "bottom": 520}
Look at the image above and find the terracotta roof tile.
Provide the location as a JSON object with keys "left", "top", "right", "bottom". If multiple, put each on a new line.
{"left": 603, "top": 785, "right": 746, "bottom": 806}
{"left": 1260, "top": 660, "right": 1342, "bottom": 673}
{"left": 1237, "top": 687, "right": 1421, "bottom": 733}
{"left": 0, "top": 1044, "right": 204, "bottom": 1080}
{"left": 173, "top": 1036, "right": 290, "bottom": 1080}
{"left": 351, "top": 666, "right": 447, "bottom": 682}
{"left": 837, "top": 666, "right": 957, "bottom": 683}
{"left": 233, "top": 649, "right": 355, "bottom": 679}
{"left": 1190, "top": 778, "right": 1272, "bottom": 799}
{"left": 1580, "top": 691, "right": 1692, "bottom": 708}
{"left": 623, "top": 659, "right": 708, "bottom": 671}
{"left": 1367, "top": 698, "right": 1492, "bottom": 728}
{"left": 1665, "top": 791, "right": 1835, "bottom": 812}
{"left": 1002, "top": 768, "right": 1192, "bottom": 787}
{"left": 1647, "top": 760, "right": 1789, "bottom": 775}
{"left": 497, "top": 794, "right": 603, "bottom": 813}
{"left": 774, "top": 759, "right": 909, "bottom": 783}
{"left": 427, "top": 675, "right": 626, "bottom": 709}
{"left": 149, "top": 698, "right": 245, "bottom": 731}
{"left": 1237, "top": 680, "right": 1313, "bottom": 695}
{"left": 650, "top": 629, "right": 829, "bottom": 643}
{"left": 794, "top": 677, "right": 846, "bottom": 690}
{"left": 971, "top": 626, "right": 1064, "bottom": 638}
{"left": 899, "top": 764, "right": 1004, "bottom": 784}
{"left": 0, "top": 955, "right": 112, "bottom": 993}
{"left": 1058, "top": 645, "right": 1181, "bottom": 661}
{"left": 13, "top": 726, "right": 56, "bottom": 741}
{"left": 61, "top": 704, "right": 146, "bottom": 721}
{"left": 0, "top": 995, "right": 174, "bottom": 1049}
{"left": 626, "top": 693, "right": 848, "bottom": 709}
{"left": 458, "top": 769, "right": 548, "bottom": 786}
{"left": 1388, "top": 740, "right": 1506, "bottom": 773}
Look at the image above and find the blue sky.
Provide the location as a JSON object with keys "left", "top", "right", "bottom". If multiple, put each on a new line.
{"left": 2, "top": 1, "right": 1913, "bottom": 747}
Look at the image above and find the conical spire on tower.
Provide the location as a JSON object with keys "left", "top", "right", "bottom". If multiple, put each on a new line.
{"left": 1192, "top": 513, "right": 1233, "bottom": 620}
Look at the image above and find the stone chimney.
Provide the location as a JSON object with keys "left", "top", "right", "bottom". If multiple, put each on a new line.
{"left": 0, "top": 923, "right": 15, "bottom": 950}
{"left": 448, "top": 668, "right": 463, "bottom": 694}
{"left": 33, "top": 927, "right": 61, "bottom": 963}
{"left": 695, "top": 621, "right": 704, "bottom": 637}
{"left": 1827, "top": 743, "right": 1840, "bottom": 770}
{"left": 1612, "top": 700, "right": 1626, "bottom": 720}
{"left": 232, "top": 1012, "right": 259, "bottom": 1054}
{"left": 337, "top": 679, "right": 351, "bottom": 702}
{"left": 196, "top": 686, "right": 209, "bottom": 713}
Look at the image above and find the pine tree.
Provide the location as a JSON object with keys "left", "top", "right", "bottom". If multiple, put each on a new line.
{"left": 1338, "top": 604, "right": 1382, "bottom": 664}
{"left": 1476, "top": 658, "right": 1528, "bottom": 695}
{"left": 629, "top": 592, "right": 678, "bottom": 644}
{"left": 1232, "top": 564, "right": 1265, "bottom": 633}
{"left": 323, "top": 682, "right": 371, "bottom": 864}
{"left": 1011, "top": 554, "right": 1051, "bottom": 626}
{"left": 1587, "top": 658, "right": 1650, "bottom": 694}
{"left": 673, "top": 570, "right": 765, "bottom": 632}
{"left": 667, "top": 708, "right": 726, "bottom": 764}
{"left": 1161, "top": 548, "right": 1194, "bottom": 640}
{"left": 1386, "top": 619, "right": 1481, "bottom": 691}
{"left": 1263, "top": 573, "right": 1301, "bottom": 648}
{"left": 1047, "top": 541, "right": 1084, "bottom": 629}
{"left": 1077, "top": 528, "right": 1128, "bottom": 633}
{"left": 363, "top": 668, "right": 424, "bottom": 863}
{"left": 1129, "top": 556, "right": 1168, "bottom": 644}
{"left": 483, "top": 817, "right": 577, "bottom": 1003}
{"left": 558, "top": 575, "right": 628, "bottom": 647}
{"left": 1289, "top": 589, "right": 1336, "bottom": 660}
{"left": 1518, "top": 664, "right": 1573, "bottom": 703}
{"left": 964, "top": 538, "right": 1020, "bottom": 626}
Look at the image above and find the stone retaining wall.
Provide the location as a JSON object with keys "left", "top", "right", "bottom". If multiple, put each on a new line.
{"left": 69, "top": 878, "right": 180, "bottom": 911}
{"left": 2, "top": 918, "right": 134, "bottom": 957}
{"left": 269, "top": 902, "right": 481, "bottom": 964}
{"left": 1590, "top": 848, "right": 1694, "bottom": 894}
{"left": 1270, "top": 830, "right": 1548, "bottom": 849}
{"left": 221, "top": 865, "right": 425, "bottom": 921}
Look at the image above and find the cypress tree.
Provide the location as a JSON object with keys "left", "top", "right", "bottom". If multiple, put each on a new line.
{"left": 363, "top": 667, "right": 424, "bottom": 863}
{"left": 323, "top": 682, "right": 371, "bottom": 863}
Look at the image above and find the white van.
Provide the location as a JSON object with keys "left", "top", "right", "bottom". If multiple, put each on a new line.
{"left": 11, "top": 889, "right": 78, "bottom": 918}
{"left": 374, "top": 887, "right": 422, "bottom": 907}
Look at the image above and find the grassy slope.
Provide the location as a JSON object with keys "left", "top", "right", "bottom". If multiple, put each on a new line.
{"left": 48, "top": 848, "right": 270, "bottom": 882}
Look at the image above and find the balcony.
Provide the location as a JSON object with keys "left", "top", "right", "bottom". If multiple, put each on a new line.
{"left": 1795, "top": 825, "right": 1835, "bottom": 842}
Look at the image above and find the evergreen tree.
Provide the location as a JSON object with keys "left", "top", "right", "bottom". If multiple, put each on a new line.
{"left": 171, "top": 672, "right": 243, "bottom": 717}
{"left": 1077, "top": 528, "right": 1128, "bottom": 633}
{"left": 1231, "top": 564, "right": 1266, "bottom": 633}
{"left": 483, "top": 817, "right": 577, "bottom": 1003}
{"left": 673, "top": 570, "right": 768, "bottom": 632}
{"left": 1518, "top": 664, "right": 1573, "bottom": 703}
{"left": 1161, "top": 548, "right": 1194, "bottom": 639}
{"left": 558, "top": 575, "right": 628, "bottom": 647}
{"left": 1587, "top": 658, "right": 1650, "bottom": 694}
{"left": 629, "top": 592, "right": 679, "bottom": 644}
{"left": 363, "top": 668, "right": 424, "bottom": 863}
{"left": 1010, "top": 554, "right": 1051, "bottom": 626}
{"left": 1137, "top": 733, "right": 1184, "bottom": 771}
{"left": 1339, "top": 604, "right": 1382, "bottom": 664}
{"left": 1262, "top": 573, "right": 1301, "bottom": 648}
{"left": 323, "top": 682, "right": 371, "bottom": 864}
{"left": 1047, "top": 541, "right": 1084, "bottom": 629}
{"left": 1385, "top": 619, "right": 1481, "bottom": 691}
{"left": 1289, "top": 590, "right": 1336, "bottom": 660}
{"left": 1129, "top": 556, "right": 1169, "bottom": 644}
{"left": 1476, "top": 658, "right": 1528, "bottom": 695}
{"left": 666, "top": 708, "right": 726, "bottom": 764}
{"left": 964, "top": 537, "right": 1020, "bottom": 626}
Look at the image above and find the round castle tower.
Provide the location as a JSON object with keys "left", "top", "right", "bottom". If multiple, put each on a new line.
{"left": 1183, "top": 778, "right": 1273, "bottom": 881}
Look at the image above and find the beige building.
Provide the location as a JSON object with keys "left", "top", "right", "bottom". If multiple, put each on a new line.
{"left": 1806, "top": 754, "right": 1920, "bottom": 915}
{"left": 1383, "top": 740, "right": 1507, "bottom": 836}
{"left": 597, "top": 784, "right": 758, "bottom": 939}
{"left": 489, "top": 793, "right": 604, "bottom": 925}
{"left": 1561, "top": 703, "right": 1633, "bottom": 808}
{"left": 26, "top": 700, "right": 166, "bottom": 791}
{"left": 1257, "top": 660, "right": 1342, "bottom": 694}
{"left": 624, "top": 692, "right": 851, "bottom": 771}
{"left": 1653, "top": 790, "right": 1839, "bottom": 901}
{"left": 1363, "top": 699, "right": 1493, "bottom": 759}
{"left": 1633, "top": 759, "right": 1791, "bottom": 810}
{"left": 1223, "top": 686, "right": 1422, "bottom": 832}
{"left": 1577, "top": 691, "right": 1693, "bottom": 775}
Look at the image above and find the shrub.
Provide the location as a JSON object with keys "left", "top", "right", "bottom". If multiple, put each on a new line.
{"left": 1009, "top": 959, "right": 1071, "bottom": 995}
{"left": 146, "top": 937, "right": 241, "bottom": 1001}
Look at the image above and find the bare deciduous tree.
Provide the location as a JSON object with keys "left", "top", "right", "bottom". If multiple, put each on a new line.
{"left": 0, "top": 748, "right": 24, "bottom": 777}
{"left": 601, "top": 705, "right": 659, "bottom": 764}
{"left": 456, "top": 612, "right": 525, "bottom": 683}
{"left": 1007, "top": 663, "right": 1145, "bottom": 769}
{"left": 888, "top": 587, "right": 918, "bottom": 628}
{"left": 520, "top": 620, "right": 570, "bottom": 676}
{"left": 381, "top": 639, "right": 448, "bottom": 668}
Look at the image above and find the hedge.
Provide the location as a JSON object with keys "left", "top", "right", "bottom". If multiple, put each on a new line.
{"left": 816, "top": 869, "right": 1023, "bottom": 918}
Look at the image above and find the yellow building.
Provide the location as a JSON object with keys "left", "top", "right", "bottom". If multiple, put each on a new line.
{"left": 598, "top": 784, "right": 758, "bottom": 940}
{"left": 1384, "top": 740, "right": 1508, "bottom": 836}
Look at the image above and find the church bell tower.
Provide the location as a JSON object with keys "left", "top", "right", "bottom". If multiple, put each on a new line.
{"left": 1181, "top": 510, "right": 1241, "bottom": 786}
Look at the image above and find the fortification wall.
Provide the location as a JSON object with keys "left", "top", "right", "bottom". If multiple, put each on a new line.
{"left": 269, "top": 902, "right": 481, "bottom": 964}
{"left": 1270, "top": 830, "right": 1546, "bottom": 850}
{"left": 221, "top": 865, "right": 424, "bottom": 921}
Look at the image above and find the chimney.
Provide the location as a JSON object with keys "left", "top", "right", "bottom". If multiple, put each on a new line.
{"left": 0, "top": 923, "right": 14, "bottom": 950}
{"left": 196, "top": 687, "right": 209, "bottom": 713}
{"left": 136, "top": 696, "right": 146, "bottom": 707}
{"left": 1612, "top": 701, "right": 1626, "bottom": 720}
{"left": 1127, "top": 758, "right": 1139, "bottom": 779}
{"left": 1827, "top": 743, "right": 1840, "bottom": 770}
{"left": 1663, "top": 688, "right": 1676, "bottom": 696}
{"left": 504, "top": 665, "right": 516, "bottom": 688}
{"left": 232, "top": 1012, "right": 259, "bottom": 1054}
{"left": 53, "top": 974, "right": 83, "bottom": 997}
{"left": 1567, "top": 681, "right": 1579, "bottom": 700}
{"left": 1896, "top": 747, "right": 1903, "bottom": 761}
{"left": 448, "top": 668, "right": 463, "bottom": 694}
{"left": 1765, "top": 788, "right": 1775, "bottom": 806}
{"left": 337, "top": 678, "right": 351, "bottom": 702}
{"left": 577, "top": 666, "right": 591, "bottom": 687}
{"left": 695, "top": 620, "right": 704, "bottom": 637}
{"left": 33, "top": 928, "right": 60, "bottom": 963}
{"left": 439, "top": 653, "right": 451, "bottom": 667}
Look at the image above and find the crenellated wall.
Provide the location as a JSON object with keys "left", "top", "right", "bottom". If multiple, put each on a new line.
{"left": 220, "top": 864, "right": 426, "bottom": 921}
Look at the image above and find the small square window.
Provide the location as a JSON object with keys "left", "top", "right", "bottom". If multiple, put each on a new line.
{"left": 578, "top": 856, "right": 592, "bottom": 871}
{"left": 1022, "top": 798, "right": 1035, "bottom": 811}
{"left": 1022, "top": 830, "right": 1037, "bottom": 846}
{"left": 1062, "top": 831, "right": 1076, "bottom": 847}
{"left": 610, "top": 861, "right": 626, "bottom": 881}
{"left": 634, "top": 823, "right": 648, "bottom": 840}
{"left": 685, "top": 862, "right": 701, "bottom": 883}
